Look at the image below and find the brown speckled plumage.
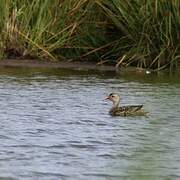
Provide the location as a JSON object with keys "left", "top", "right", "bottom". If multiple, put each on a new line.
{"left": 105, "top": 93, "right": 147, "bottom": 116}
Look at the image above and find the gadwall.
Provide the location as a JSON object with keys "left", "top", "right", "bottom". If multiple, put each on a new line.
{"left": 105, "top": 93, "right": 146, "bottom": 116}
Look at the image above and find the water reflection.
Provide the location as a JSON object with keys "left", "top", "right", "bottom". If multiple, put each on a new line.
{"left": 0, "top": 67, "right": 179, "bottom": 179}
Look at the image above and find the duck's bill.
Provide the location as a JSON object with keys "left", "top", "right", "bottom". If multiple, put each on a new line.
{"left": 104, "top": 96, "right": 109, "bottom": 100}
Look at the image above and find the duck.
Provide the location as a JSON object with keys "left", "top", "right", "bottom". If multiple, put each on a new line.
{"left": 105, "top": 93, "right": 147, "bottom": 116}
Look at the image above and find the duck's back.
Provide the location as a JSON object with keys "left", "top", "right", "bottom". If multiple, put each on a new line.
{"left": 110, "top": 105, "right": 144, "bottom": 116}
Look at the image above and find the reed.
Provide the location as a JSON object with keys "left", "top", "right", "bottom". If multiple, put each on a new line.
{"left": 0, "top": 0, "right": 105, "bottom": 61}
{"left": 0, "top": 0, "right": 179, "bottom": 70}
{"left": 97, "top": 0, "right": 180, "bottom": 70}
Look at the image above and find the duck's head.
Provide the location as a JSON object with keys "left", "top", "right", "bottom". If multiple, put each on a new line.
{"left": 105, "top": 93, "right": 120, "bottom": 107}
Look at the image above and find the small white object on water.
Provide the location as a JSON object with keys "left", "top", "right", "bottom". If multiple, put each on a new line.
{"left": 146, "top": 70, "right": 151, "bottom": 74}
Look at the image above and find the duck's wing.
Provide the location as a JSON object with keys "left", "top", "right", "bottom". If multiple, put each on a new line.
{"left": 110, "top": 105, "right": 144, "bottom": 116}
{"left": 120, "top": 105, "right": 143, "bottom": 112}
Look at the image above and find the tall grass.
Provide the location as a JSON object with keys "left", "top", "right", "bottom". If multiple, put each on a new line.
{"left": 0, "top": 0, "right": 106, "bottom": 61}
{"left": 97, "top": 0, "right": 180, "bottom": 70}
{"left": 0, "top": 0, "right": 179, "bottom": 70}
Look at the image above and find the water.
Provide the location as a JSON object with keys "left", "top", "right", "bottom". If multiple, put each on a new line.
{"left": 0, "top": 67, "right": 179, "bottom": 180}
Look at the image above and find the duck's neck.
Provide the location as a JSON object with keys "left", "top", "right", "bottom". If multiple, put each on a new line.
{"left": 113, "top": 100, "right": 120, "bottom": 108}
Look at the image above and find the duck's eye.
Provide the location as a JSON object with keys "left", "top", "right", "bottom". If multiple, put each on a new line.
{"left": 111, "top": 95, "right": 114, "bottom": 98}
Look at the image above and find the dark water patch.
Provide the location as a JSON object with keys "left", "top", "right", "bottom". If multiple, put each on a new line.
{"left": 31, "top": 171, "right": 70, "bottom": 178}
{"left": 0, "top": 177, "right": 16, "bottom": 180}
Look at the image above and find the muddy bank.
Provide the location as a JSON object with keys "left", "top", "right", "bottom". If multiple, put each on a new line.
{"left": 0, "top": 59, "right": 115, "bottom": 71}
{"left": 0, "top": 59, "right": 149, "bottom": 74}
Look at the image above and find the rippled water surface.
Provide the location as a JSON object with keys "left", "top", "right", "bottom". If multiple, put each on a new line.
{"left": 0, "top": 67, "right": 179, "bottom": 180}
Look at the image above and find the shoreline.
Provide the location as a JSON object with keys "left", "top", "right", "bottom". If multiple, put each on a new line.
{"left": 0, "top": 59, "right": 149, "bottom": 74}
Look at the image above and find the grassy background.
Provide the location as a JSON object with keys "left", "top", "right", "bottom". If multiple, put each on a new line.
{"left": 0, "top": 0, "right": 179, "bottom": 70}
